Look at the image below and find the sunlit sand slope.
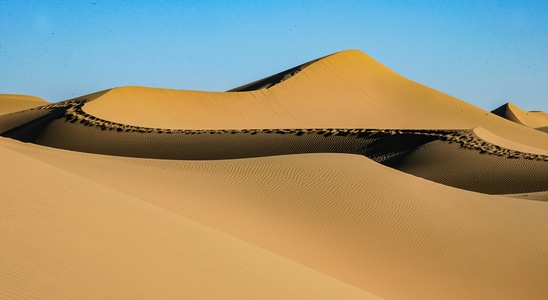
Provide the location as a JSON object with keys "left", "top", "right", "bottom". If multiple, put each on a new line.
{"left": 1, "top": 137, "right": 547, "bottom": 299}
{"left": 0, "top": 137, "right": 378, "bottom": 300}
{"left": 0, "top": 94, "right": 47, "bottom": 115}
{"left": 79, "top": 50, "right": 548, "bottom": 149}
{"left": 1, "top": 101, "right": 546, "bottom": 194}
{"left": 1, "top": 50, "right": 547, "bottom": 195}
{"left": 1, "top": 49, "right": 547, "bottom": 299}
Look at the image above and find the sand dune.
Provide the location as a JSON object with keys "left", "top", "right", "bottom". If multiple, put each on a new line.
{"left": 0, "top": 94, "right": 46, "bottom": 115}
{"left": 1, "top": 137, "right": 547, "bottom": 299}
{"left": 492, "top": 102, "right": 548, "bottom": 132}
{"left": 78, "top": 51, "right": 548, "bottom": 150}
{"left": 0, "top": 138, "right": 377, "bottom": 300}
{"left": 1, "top": 104, "right": 545, "bottom": 194}
{"left": 1, "top": 49, "right": 548, "bottom": 299}
{"left": 503, "top": 191, "right": 548, "bottom": 202}
{"left": 387, "top": 138, "right": 548, "bottom": 194}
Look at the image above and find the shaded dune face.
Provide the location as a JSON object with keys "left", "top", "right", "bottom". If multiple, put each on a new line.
{"left": 387, "top": 139, "right": 548, "bottom": 194}
{"left": 0, "top": 50, "right": 547, "bottom": 195}
{"left": 1, "top": 98, "right": 547, "bottom": 194}
{"left": 2, "top": 49, "right": 548, "bottom": 300}
{"left": 227, "top": 58, "right": 321, "bottom": 91}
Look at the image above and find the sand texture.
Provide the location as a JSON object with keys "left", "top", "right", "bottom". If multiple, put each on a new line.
{"left": 1, "top": 50, "right": 547, "bottom": 299}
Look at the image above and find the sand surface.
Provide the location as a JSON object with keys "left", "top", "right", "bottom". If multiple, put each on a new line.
{"left": 1, "top": 50, "right": 547, "bottom": 299}
{"left": 0, "top": 94, "right": 47, "bottom": 115}
{"left": 492, "top": 102, "right": 548, "bottom": 132}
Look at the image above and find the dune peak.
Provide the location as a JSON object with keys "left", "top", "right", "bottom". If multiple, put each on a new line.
{"left": 1, "top": 49, "right": 548, "bottom": 299}
{"left": 492, "top": 102, "right": 548, "bottom": 131}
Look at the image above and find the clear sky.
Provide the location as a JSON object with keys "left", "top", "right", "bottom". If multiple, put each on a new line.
{"left": 1, "top": 1, "right": 546, "bottom": 111}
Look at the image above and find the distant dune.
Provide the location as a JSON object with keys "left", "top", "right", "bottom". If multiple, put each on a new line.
{"left": 492, "top": 102, "right": 548, "bottom": 133}
{"left": 1, "top": 50, "right": 547, "bottom": 299}
{"left": 0, "top": 94, "right": 46, "bottom": 115}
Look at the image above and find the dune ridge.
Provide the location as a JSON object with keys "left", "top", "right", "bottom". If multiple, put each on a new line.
{"left": 472, "top": 127, "right": 548, "bottom": 155}
{"left": 1, "top": 137, "right": 547, "bottom": 299}
{"left": 227, "top": 57, "right": 322, "bottom": 91}
{"left": 1, "top": 49, "right": 548, "bottom": 299}
{"left": 78, "top": 51, "right": 548, "bottom": 149}
{"left": 8, "top": 96, "right": 548, "bottom": 159}
{"left": 1, "top": 95, "right": 546, "bottom": 194}
{"left": 492, "top": 102, "right": 548, "bottom": 132}
{"left": 386, "top": 138, "right": 548, "bottom": 194}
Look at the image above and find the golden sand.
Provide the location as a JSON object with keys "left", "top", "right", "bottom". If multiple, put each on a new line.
{"left": 0, "top": 94, "right": 46, "bottom": 115}
{"left": 1, "top": 50, "right": 547, "bottom": 299}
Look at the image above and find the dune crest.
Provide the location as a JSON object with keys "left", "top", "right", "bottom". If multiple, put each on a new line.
{"left": 77, "top": 50, "right": 548, "bottom": 149}
{"left": 472, "top": 127, "right": 548, "bottom": 155}
{"left": 492, "top": 102, "right": 548, "bottom": 132}
{"left": 227, "top": 57, "right": 322, "bottom": 91}
{"left": 1, "top": 49, "right": 548, "bottom": 299}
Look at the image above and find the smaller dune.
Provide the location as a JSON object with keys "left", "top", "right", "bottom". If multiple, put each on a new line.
{"left": 384, "top": 129, "right": 548, "bottom": 194}
{"left": 2, "top": 49, "right": 548, "bottom": 300}
{"left": 472, "top": 127, "right": 548, "bottom": 156}
{"left": 492, "top": 102, "right": 548, "bottom": 132}
{"left": 0, "top": 94, "right": 48, "bottom": 115}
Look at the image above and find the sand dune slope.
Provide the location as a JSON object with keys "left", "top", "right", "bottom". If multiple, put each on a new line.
{"left": 2, "top": 137, "right": 547, "bottom": 299}
{"left": 0, "top": 137, "right": 378, "bottom": 300}
{"left": 492, "top": 102, "right": 548, "bottom": 132}
{"left": 3, "top": 111, "right": 547, "bottom": 195}
{"left": 1, "top": 49, "right": 548, "bottom": 299}
{"left": 1, "top": 51, "right": 547, "bottom": 195}
{"left": 76, "top": 50, "right": 548, "bottom": 149}
{"left": 1, "top": 103, "right": 545, "bottom": 194}
{"left": 388, "top": 139, "right": 548, "bottom": 193}
{"left": 0, "top": 94, "right": 47, "bottom": 115}
{"left": 383, "top": 127, "right": 548, "bottom": 193}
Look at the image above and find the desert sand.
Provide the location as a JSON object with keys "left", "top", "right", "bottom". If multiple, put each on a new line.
{"left": 0, "top": 94, "right": 46, "bottom": 115}
{"left": 492, "top": 102, "right": 548, "bottom": 133}
{"left": 1, "top": 50, "right": 547, "bottom": 299}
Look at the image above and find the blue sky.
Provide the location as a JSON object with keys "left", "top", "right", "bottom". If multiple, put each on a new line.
{"left": 1, "top": 1, "right": 546, "bottom": 111}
